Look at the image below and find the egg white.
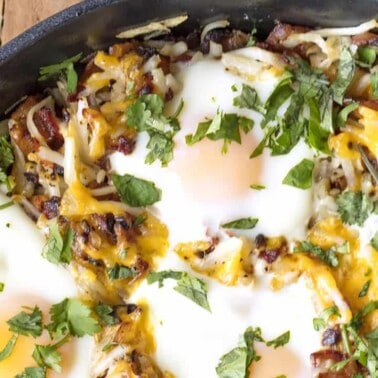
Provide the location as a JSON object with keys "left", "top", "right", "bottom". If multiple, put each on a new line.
{"left": 0, "top": 192, "right": 94, "bottom": 377}
{"left": 112, "top": 52, "right": 321, "bottom": 377}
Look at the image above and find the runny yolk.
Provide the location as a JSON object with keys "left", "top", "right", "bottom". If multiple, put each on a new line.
{"left": 0, "top": 296, "right": 77, "bottom": 377}
{"left": 171, "top": 130, "right": 262, "bottom": 202}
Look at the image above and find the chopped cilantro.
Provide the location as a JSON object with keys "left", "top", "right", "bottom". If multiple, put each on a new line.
{"left": 246, "top": 26, "right": 257, "bottom": 47}
{"left": 0, "top": 334, "right": 18, "bottom": 361}
{"left": 266, "top": 331, "right": 290, "bottom": 349}
{"left": 186, "top": 109, "right": 254, "bottom": 154}
{"left": 0, "top": 200, "right": 13, "bottom": 210}
{"left": 133, "top": 213, "right": 147, "bottom": 226}
{"left": 7, "top": 306, "right": 43, "bottom": 337}
{"left": 94, "top": 304, "right": 117, "bottom": 325}
{"left": 282, "top": 158, "right": 314, "bottom": 189}
{"left": 147, "top": 270, "right": 210, "bottom": 311}
{"left": 233, "top": 83, "right": 264, "bottom": 113}
{"left": 0, "top": 136, "right": 14, "bottom": 185}
{"left": 221, "top": 217, "right": 259, "bottom": 230}
{"left": 336, "top": 191, "right": 374, "bottom": 226}
{"left": 336, "top": 102, "right": 359, "bottom": 129}
{"left": 0, "top": 282, "right": 3, "bottom": 292}
{"left": 47, "top": 298, "right": 100, "bottom": 338}
{"left": 107, "top": 263, "right": 136, "bottom": 280}
{"left": 250, "top": 184, "right": 265, "bottom": 190}
{"left": 216, "top": 327, "right": 263, "bottom": 378}
{"left": 42, "top": 222, "right": 73, "bottom": 265}
{"left": 294, "top": 241, "right": 349, "bottom": 267}
{"left": 112, "top": 173, "right": 162, "bottom": 207}
{"left": 126, "top": 94, "right": 182, "bottom": 166}
{"left": 38, "top": 53, "right": 82, "bottom": 94}
{"left": 359, "top": 280, "right": 371, "bottom": 298}
{"left": 331, "top": 46, "right": 355, "bottom": 105}
{"left": 15, "top": 367, "right": 46, "bottom": 378}
{"left": 32, "top": 344, "right": 62, "bottom": 372}
{"left": 313, "top": 306, "right": 341, "bottom": 331}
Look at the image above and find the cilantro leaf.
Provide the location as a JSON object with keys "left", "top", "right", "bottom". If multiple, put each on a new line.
{"left": 216, "top": 327, "right": 263, "bottom": 378}
{"left": 313, "top": 306, "right": 341, "bottom": 331}
{"left": 15, "top": 367, "right": 46, "bottom": 378}
{"left": 42, "top": 222, "right": 73, "bottom": 265}
{"left": 147, "top": 270, "right": 210, "bottom": 311}
{"left": 221, "top": 217, "right": 259, "bottom": 230}
{"left": 336, "top": 191, "right": 374, "bottom": 226}
{"left": 261, "top": 73, "right": 294, "bottom": 128}
{"left": 0, "top": 136, "right": 14, "bottom": 184}
{"left": 126, "top": 94, "right": 181, "bottom": 166}
{"left": 94, "top": 304, "right": 117, "bottom": 325}
{"left": 32, "top": 344, "right": 62, "bottom": 372}
{"left": 371, "top": 231, "right": 378, "bottom": 251}
{"left": 147, "top": 270, "right": 183, "bottom": 287}
{"left": 306, "top": 97, "right": 330, "bottom": 154}
{"left": 7, "top": 306, "right": 43, "bottom": 337}
{"left": 112, "top": 173, "right": 162, "bottom": 207}
{"left": 266, "top": 331, "right": 290, "bottom": 348}
{"left": 186, "top": 110, "right": 254, "bottom": 154}
{"left": 0, "top": 282, "right": 4, "bottom": 292}
{"left": 38, "top": 53, "right": 82, "bottom": 94}
{"left": 331, "top": 47, "right": 355, "bottom": 105}
{"left": 233, "top": 84, "right": 264, "bottom": 113}
{"left": 174, "top": 272, "right": 211, "bottom": 312}
{"left": 0, "top": 334, "right": 18, "bottom": 361}
{"left": 107, "top": 263, "right": 136, "bottom": 280}
{"left": 282, "top": 158, "right": 314, "bottom": 189}
{"left": 47, "top": 298, "right": 100, "bottom": 338}
{"left": 294, "top": 241, "right": 349, "bottom": 267}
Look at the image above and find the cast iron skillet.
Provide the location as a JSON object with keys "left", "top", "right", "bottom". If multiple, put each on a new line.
{"left": 0, "top": 0, "right": 378, "bottom": 116}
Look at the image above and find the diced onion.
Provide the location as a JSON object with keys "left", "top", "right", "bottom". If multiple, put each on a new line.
{"left": 200, "top": 19, "right": 230, "bottom": 42}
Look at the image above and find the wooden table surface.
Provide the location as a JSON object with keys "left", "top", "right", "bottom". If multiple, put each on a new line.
{"left": 1, "top": 0, "right": 81, "bottom": 45}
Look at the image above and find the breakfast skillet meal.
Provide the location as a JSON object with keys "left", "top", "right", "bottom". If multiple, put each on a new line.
{"left": 1, "top": 13, "right": 378, "bottom": 378}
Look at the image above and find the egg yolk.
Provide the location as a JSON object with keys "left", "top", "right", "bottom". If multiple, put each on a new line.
{"left": 171, "top": 130, "right": 262, "bottom": 202}
{"left": 0, "top": 296, "right": 77, "bottom": 377}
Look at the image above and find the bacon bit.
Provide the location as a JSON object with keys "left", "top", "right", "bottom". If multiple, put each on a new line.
{"left": 265, "top": 22, "right": 310, "bottom": 52}
{"left": 136, "top": 45, "right": 158, "bottom": 60}
{"left": 172, "top": 53, "right": 193, "bottom": 63}
{"left": 352, "top": 32, "right": 378, "bottom": 46}
{"left": 33, "top": 107, "right": 64, "bottom": 150}
{"left": 134, "top": 257, "right": 149, "bottom": 277}
{"left": 108, "top": 135, "right": 136, "bottom": 155}
{"left": 138, "top": 73, "right": 154, "bottom": 95}
{"left": 30, "top": 194, "right": 49, "bottom": 213}
{"left": 11, "top": 96, "right": 39, "bottom": 125}
{"left": 158, "top": 55, "right": 171, "bottom": 75}
{"left": 165, "top": 88, "right": 174, "bottom": 102}
{"left": 42, "top": 196, "right": 60, "bottom": 219}
{"left": 311, "top": 350, "right": 346, "bottom": 368}
{"left": 318, "top": 361, "right": 363, "bottom": 378}
{"left": 255, "top": 234, "right": 267, "bottom": 248}
{"left": 360, "top": 99, "right": 378, "bottom": 111}
{"left": 258, "top": 249, "right": 280, "bottom": 264}
{"left": 201, "top": 29, "right": 249, "bottom": 54}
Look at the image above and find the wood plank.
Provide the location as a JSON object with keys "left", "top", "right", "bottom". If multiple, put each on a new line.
{"left": 2, "top": 0, "right": 81, "bottom": 44}
{"left": 0, "top": 0, "right": 4, "bottom": 45}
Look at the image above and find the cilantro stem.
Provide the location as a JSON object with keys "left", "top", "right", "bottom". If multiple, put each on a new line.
{"left": 341, "top": 324, "right": 351, "bottom": 355}
{"left": 0, "top": 200, "right": 13, "bottom": 210}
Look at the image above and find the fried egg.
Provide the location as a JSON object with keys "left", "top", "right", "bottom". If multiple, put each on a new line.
{"left": 110, "top": 53, "right": 321, "bottom": 376}
{"left": 0, "top": 192, "right": 94, "bottom": 377}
